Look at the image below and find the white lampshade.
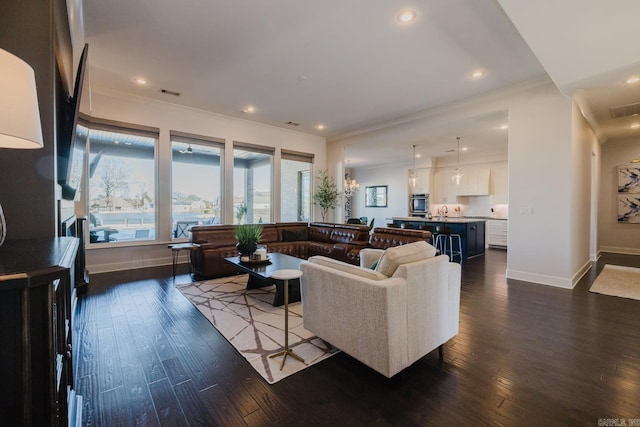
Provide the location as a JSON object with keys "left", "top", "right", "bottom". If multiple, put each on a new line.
{"left": 0, "top": 48, "right": 44, "bottom": 149}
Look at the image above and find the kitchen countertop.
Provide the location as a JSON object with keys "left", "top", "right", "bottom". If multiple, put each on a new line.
{"left": 392, "top": 216, "right": 508, "bottom": 223}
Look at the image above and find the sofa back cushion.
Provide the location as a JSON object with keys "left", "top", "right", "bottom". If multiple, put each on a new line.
{"left": 307, "top": 256, "right": 388, "bottom": 281}
{"left": 329, "top": 224, "right": 370, "bottom": 244}
{"left": 308, "top": 223, "right": 334, "bottom": 243}
{"left": 375, "top": 240, "right": 437, "bottom": 277}
{"left": 259, "top": 225, "right": 280, "bottom": 243}
{"left": 190, "top": 224, "right": 237, "bottom": 247}
{"left": 369, "top": 227, "right": 432, "bottom": 249}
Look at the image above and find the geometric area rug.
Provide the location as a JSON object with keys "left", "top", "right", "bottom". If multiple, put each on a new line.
{"left": 589, "top": 264, "right": 640, "bottom": 301}
{"left": 177, "top": 274, "right": 339, "bottom": 384}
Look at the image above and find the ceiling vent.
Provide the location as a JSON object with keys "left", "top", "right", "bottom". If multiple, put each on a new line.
{"left": 161, "top": 89, "right": 181, "bottom": 96}
{"left": 610, "top": 102, "right": 640, "bottom": 119}
{"left": 286, "top": 121, "right": 300, "bottom": 126}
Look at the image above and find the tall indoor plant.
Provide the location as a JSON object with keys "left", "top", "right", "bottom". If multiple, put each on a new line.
{"left": 313, "top": 169, "right": 341, "bottom": 221}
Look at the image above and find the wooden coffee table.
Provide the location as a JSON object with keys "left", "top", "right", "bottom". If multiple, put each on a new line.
{"left": 224, "top": 252, "right": 305, "bottom": 307}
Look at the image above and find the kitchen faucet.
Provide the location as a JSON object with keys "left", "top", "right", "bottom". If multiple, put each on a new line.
{"left": 438, "top": 205, "right": 448, "bottom": 220}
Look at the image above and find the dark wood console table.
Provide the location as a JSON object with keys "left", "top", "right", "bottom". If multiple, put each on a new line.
{"left": 0, "top": 237, "right": 82, "bottom": 426}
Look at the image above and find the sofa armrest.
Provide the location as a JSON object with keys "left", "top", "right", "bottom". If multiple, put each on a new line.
{"left": 359, "top": 248, "right": 385, "bottom": 269}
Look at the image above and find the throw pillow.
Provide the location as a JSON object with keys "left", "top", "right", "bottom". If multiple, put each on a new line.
{"left": 282, "top": 229, "right": 307, "bottom": 242}
{"left": 375, "top": 241, "right": 436, "bottom": 277}
{"left": 370, "top": 259, "right": 379, "bottom": 270}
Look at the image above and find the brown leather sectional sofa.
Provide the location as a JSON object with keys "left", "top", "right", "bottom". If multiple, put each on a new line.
{"left": 189, "top": 222, "right": 432, "bottom": 279}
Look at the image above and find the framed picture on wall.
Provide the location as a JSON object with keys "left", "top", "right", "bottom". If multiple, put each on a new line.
{"left": 365, "top": 185, "right": 388, "bottom": 207}
{"left": 617, "top": 165, "right": 640, "bottom": 193}
{"left": 617, "top": 194, "right": 640, "bottom": 223}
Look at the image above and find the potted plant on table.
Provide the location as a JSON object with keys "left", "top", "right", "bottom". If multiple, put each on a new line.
{"left": 234, "top": 223, "right": 263, "bottom": 256}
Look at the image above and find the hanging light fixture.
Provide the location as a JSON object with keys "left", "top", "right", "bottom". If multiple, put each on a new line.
{"left": 343, "top": 160, "right": 360, "bottom": 198}
{"left": 409, "top": 145, "right": 417, "bottom": 188}
{"left": 451, "top": 137, "right": 464, "bottom": 185}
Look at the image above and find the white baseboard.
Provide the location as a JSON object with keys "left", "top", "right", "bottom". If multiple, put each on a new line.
{"left": 506, "top": 269, "right": 574, "bottom": 289}
{"left": 600, "top": 246, "right": 640, "bottom": 256}
{"left": 507, "top": 259, "right": 592, "bottom": 289}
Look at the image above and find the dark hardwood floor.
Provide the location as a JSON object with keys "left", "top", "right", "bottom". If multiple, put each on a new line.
{"left": 75, "top": 250, "right": 640, "bottom": 426}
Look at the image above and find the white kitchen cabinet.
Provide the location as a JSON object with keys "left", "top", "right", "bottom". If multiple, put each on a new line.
{"left": 490, "top": 163, "right": 508, "bottom": 204}
{"left": 409, "top": 167, "right": 433, "bottom": 194}
{"left": 486, "top": 219, "right": 508, "bottom": 248}
{"left": 432, "top": 168, "right": 458, "bottom": 203}
{"left": 456, "top": 165, "right": 490, "bottom": 196}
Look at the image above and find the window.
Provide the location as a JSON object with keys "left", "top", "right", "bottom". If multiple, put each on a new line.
{"left": 87, "top": 122, "right": 158, "bottom": 244}
{"left": 171, "top": 131, "right": 224, "bottom": 239}
{"left": 233, "top": 143, "right": 274, "bottom": 224}
{"left": 281, "top": 150, "right": 314, "bottom": 222}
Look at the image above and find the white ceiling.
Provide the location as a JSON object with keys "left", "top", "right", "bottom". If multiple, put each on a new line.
{"left": 81, "top": 0, "right": 640, "bottom": 168}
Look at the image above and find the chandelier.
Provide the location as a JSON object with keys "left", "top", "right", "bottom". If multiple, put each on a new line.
{"left": 409, "top": 145, "right": 417, "bottom": 188}
{"left": 344, "top": 172, "right": 360, "bottom": 198}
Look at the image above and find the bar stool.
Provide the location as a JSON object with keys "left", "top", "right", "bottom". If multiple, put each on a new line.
{"left": 269, "top": 269, "right": 306, "bottom": 370}
{"left": 434, "top": 225, "right": 463, "bottom": 264}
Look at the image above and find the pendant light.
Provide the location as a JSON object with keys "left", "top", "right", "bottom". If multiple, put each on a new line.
{"left": 451, "top": 137, "right": 463, "bottom": 185}
{"left": 409, "top": 145, "right": 417, "bottom": 188}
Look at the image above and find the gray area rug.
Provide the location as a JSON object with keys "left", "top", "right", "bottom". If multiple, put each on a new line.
{"left": 177, "top": 274, "right": 339, "bottom": 384}
{"left": 589, "top": 264, "right": 640, "bottom": 300}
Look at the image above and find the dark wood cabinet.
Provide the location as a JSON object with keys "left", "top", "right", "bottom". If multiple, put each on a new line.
{"left": 391, "top": 218, "right": 486, "bottom": 260}
{"left": 465, "top": 221, "right": 485, "bottom": 257}
{"left": 0, "top": 238, "right": 81, "bottom": 426}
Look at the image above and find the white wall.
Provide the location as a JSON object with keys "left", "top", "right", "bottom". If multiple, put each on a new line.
{"left": 350, "top": 163, "right": 411, "bottom": 227}
{"left": 570, "top": 103, "right": 599, "bottom": 280}
{"left": 329, "top": 80, "right": 595, "bottom": 288}
{"left": 599, "top": 136, "right": 640, "bottom": 254}
{"left": 83, "top": 88, "right": 326, "bottom": 273}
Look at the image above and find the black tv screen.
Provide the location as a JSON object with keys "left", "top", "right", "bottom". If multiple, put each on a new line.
{"left": 58, "top": 43, "right": 88, "bottom": 201}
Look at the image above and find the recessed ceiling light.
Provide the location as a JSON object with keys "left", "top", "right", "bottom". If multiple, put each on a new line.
{"left": 626, "top": 76, "right": 640, "bottom": 84}
{"left": 134, "top": 77, "right": 148, "bottom": 85}
{"left": 471, "top": 70, "right": 485, "bottom": 79}
{"left": 630, "top": 123, "right": 640, "bottom": 129}
{"left": 315, "top": 124, "right": 326, "bottom": 130}
{"left": 242, "top": 106, "right": 255, "bottom": 113}
{"left": 114, "top": 140, "right": 120, "bottom": 144}
{"left": 461, "top": 147, "right": 469, "bottom": 152}
{"left": 397, "top": 10, "right": 417, "bottom": 23}
{"left": 499, "top": 124, "right": 509, "bottom": 130}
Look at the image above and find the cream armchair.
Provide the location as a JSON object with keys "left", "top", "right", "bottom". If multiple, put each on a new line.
{"left": 300, "top": 241, "right": 461, "bottom": 378}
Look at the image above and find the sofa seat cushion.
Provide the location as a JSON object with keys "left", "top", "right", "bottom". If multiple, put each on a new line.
{"left": 307, "top": 241, "right": 336, "bottom": 257}
{"left": 307, "top": 256, "right": 388, "bottom": 281}
{"left": 375, "top": 241, "right": 437, "bottom": 277}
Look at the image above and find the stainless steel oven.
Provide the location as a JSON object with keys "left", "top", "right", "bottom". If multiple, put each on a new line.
{"left": 409, "top": 194, "right": 429, "bottom": 216}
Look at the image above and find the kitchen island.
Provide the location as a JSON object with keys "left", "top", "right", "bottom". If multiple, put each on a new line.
{"left": 392, "top": 216, "right": 487, "bottom": 259}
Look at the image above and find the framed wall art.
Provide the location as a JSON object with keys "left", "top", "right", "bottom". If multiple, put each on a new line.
{"left": 365, "top": 185, "right": 387, "bottom": 207}
{"left": 617, "top": 165, "right": 640, "bottom": 194}
{"left": 618, "top": 194, "right": 640, "bottom": 223}
{"left": 617, "top": 165, "right": 640, "bottom": 222}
